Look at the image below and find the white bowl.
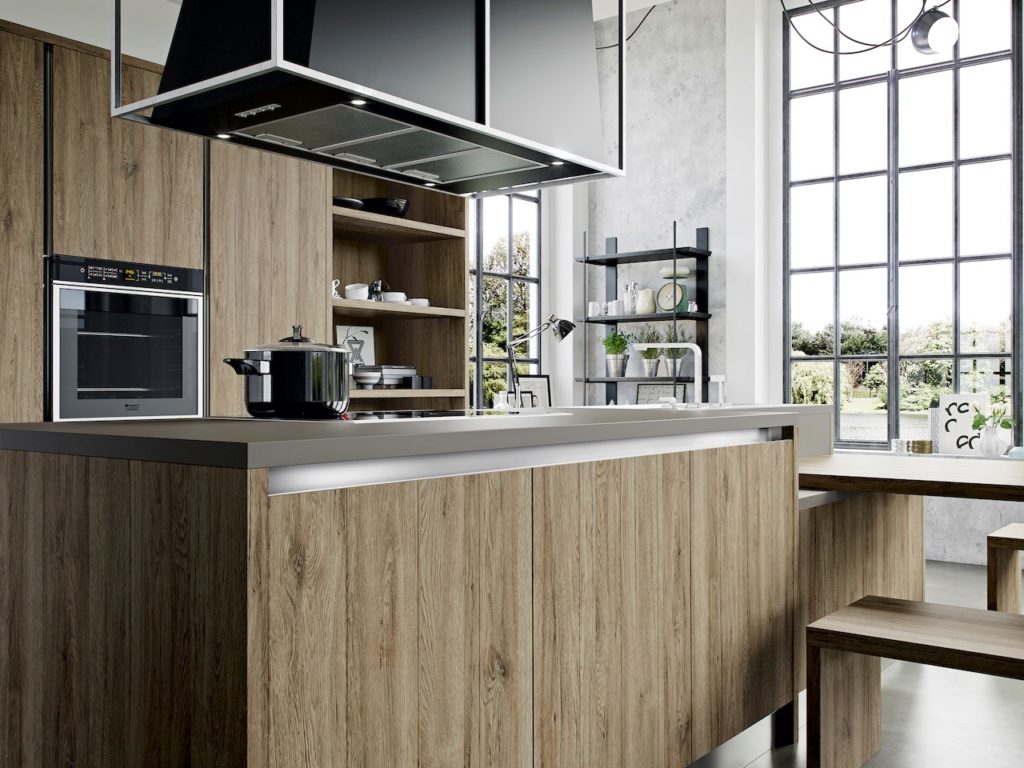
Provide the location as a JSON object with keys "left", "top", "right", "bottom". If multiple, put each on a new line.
{"left": 408, "top": 298, "right": 430, "bottom": 307}
{"left": 382, "top": 291, "right": 407, "bottom": 302}
{"left": 345, "top": 283, "right": 369, "bottom": 300}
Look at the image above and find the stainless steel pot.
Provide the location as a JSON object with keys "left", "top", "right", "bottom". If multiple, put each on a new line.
{"left": 224, "top": 326, "right": 350, "bottom": 419}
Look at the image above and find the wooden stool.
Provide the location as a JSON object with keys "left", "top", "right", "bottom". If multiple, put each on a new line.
{"left": 988, "top": 523, "right": 1024, "bottom": 613}
{"left": 807, "top": 596, "right": 1024, "bottom": 768}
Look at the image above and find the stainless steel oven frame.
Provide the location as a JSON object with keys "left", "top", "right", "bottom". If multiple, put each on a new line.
{"left": 49, "top": 280, "right": 205, "bottom": 422}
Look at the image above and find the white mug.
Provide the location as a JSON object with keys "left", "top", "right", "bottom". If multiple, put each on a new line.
{"left": 331, "top": 278, "right": 341, "bottom": 299}
{"left": 588, "top": 301, "right": 602, "bottom": 317}
{"left": 608, "top": 299, "right": 624, "bottom": 316}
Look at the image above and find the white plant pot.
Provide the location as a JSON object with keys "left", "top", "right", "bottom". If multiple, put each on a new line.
{"left": 979, "top": 426, "right": 1009, "bottom": 458}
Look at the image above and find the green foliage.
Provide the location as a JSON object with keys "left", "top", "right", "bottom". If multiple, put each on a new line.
{"left": 862, "top": 364, "right": 887, "bottom": 394}
{"left": 632, "top": 325, "right": 662, "bottom": 360}
{"left": 602, "top": 329, "right": 631, "bottom": 356}
{"left": 791, "top": 320, "right": 888, "bottom": 358}
{"left": 791, "top": 362, "right": 833, "bottom": 405}
{"left": 662, "top": 325, "right": 691, "bottom": 359}
{"left": 973, "top": 397, "right": 1015, "bottom": 431}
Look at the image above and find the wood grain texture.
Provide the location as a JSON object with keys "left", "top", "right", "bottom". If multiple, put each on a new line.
{"left": 0, "top": 19, "right": 163, "bottom": 74}
{"left": 209, "top": 142, "right": 332, "bottom": 415}
{"left": 332, "top": 207, "right": 465, "bottom": 245}
{"left": 52, "top": 47, "right": 203, "bottom": 268}
{"left": 806, "top": 645, "right": 880, "bottom": 768}
{"left": 798, "top": 493, "right": 925, "bottom": 685}
{"left": 0, "top": 31, "right": 43, "bottom": 423}
{"left": 0, "top": 451, "right": 248, "bottom": 768}
{"left": 690, "top": 441, "right": 795, "bottom": 758}
{"left": 533, "top": 453, "right": 692, "bottom": 768}
{"left": 800, "top": 452, "right": 1024, "bottom": 501}
{"left": 988, "top": 545, "right": 1022, "bottom": 614}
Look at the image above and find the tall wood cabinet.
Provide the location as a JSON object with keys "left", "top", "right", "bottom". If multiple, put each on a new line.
{"left": 51, "top": 47, "right": 203, "bottom": 269}
{"left": 0, "top": 30, "right": 44, "bottom": 423}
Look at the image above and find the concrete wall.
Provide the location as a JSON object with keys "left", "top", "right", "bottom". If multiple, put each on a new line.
{"left": 584, "top": 0, "right": 728, "bottom": 405}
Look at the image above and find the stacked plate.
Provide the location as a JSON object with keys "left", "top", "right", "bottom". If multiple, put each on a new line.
{"left": 354, "top": 365, "right": 417, "bottom": 389}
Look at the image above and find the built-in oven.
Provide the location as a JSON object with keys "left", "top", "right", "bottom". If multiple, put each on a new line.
{"left": 45, "top": 255, "right": 204, "bottom": 421}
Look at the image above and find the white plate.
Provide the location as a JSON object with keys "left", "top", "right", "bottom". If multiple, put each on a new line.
{"left": 408, "top": 298, "right": 430, "bottom": 307}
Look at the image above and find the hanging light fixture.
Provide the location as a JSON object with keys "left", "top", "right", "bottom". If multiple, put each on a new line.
{"left": 911, "top": 9, "right": 960, "bottom": 54}
{"left": 780, "top": 0, "right": 958, "bottom": 57}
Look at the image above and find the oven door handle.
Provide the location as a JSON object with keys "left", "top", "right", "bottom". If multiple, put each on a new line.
{"left": 223, "top": 358, "right": 270, "bottom": 376}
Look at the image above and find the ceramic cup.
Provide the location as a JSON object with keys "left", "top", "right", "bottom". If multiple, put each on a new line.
{"left": 588, "top": 301, "right": 602, "bottom": 317}
{"left": 608, "top": 299, "right": 625, "bottom": 316}
{"left": 345, "top": 282, "right": 369, "bottom": 300}
{"left": 331, "top": 279, "right": 341, "bottom": 299}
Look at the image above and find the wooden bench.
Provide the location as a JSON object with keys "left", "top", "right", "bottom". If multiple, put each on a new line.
{"left": 988, "top": 523, "right": 1024, "bottom": 613}
{"left": 806, "top": 595, "right": 1024, "bottom": 768}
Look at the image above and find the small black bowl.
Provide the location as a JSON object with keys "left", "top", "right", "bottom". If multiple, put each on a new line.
{"left": 332, "top": 197, "right": 364, "bottom": 210}
{"left": 360, "top": 198, "right": 409, "bottom": 218}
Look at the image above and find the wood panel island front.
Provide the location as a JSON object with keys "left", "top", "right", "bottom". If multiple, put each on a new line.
{"left": 0, "top": 406, "right": 826, "bottom": 767}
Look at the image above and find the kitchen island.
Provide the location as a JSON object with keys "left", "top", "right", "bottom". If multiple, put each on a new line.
{"left": 1, "top": 406, "right": 825, "bottom": 767}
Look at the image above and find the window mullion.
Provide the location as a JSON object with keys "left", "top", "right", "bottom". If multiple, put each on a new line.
{"left": 887, "top": 0, "right": 900, "bottom": 442}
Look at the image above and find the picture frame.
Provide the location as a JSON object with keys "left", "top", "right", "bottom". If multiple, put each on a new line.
{"left": 515, "top": 375, "right": 552, "bottom": 409}
{"left": 336, "top": 325, "right": 375, "bottom": 367}
{"left": 636, "top": 383, "right": 686, "bottom": 405}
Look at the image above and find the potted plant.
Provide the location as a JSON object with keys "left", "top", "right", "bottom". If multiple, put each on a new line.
{"left": 602, "top": 329, "right": 632, "bottom": 377}
{"left": 632, "top": 325, "right": 662, "bottom": 378}
{"left": 662, "top": 326, "right": 691, "bottom": 378}
{"left": 972, "top": 391, "right": 1015, "bottom": 458}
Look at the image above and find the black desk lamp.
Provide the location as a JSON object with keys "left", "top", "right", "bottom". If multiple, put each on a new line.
{"left": 506, "top": 315, "right": 575, "bottom": 407}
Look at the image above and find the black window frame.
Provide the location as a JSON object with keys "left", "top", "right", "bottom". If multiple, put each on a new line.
{"left": 782, "top": 0, "right": 1024, "bottom": 448}
{"left": 469, "top": 191, "right": 543, "bottom": 409}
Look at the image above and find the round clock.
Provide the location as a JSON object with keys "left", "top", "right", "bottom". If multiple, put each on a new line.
{"left": 656, "top": 282, "right": 687, "bottom": 312}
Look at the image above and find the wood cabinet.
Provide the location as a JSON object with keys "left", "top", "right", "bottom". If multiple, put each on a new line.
{"left": 533, "top": 455, "right": 693, "bottom": 768}
{"left": 208, "top": 143, "right": 332, "bottom": 416}
{"left": 0, "top": 30, "right": 44, "bottom": 423}
{"left": 331, "top": 171, "right": 469, "bottom": 411}
{"left": 51, "top": 47, "right": 203, "bottom": 269}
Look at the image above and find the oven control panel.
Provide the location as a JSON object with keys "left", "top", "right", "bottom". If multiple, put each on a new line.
{"left": 47, "top": 255, "right": 204, "bottom": 294}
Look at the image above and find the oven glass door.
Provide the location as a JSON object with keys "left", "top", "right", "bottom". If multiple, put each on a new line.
{"left": 55, "top": 285, "right": 202, "bottom": 420}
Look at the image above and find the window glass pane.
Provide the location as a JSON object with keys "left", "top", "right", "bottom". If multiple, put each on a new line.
{"left": 838, "top": 0, "right": 892, "bottom": 81}
{"left": 839, "top": 83, "right": 888, "bottom": 175}
{"left": 960, "top": 358, "right": 1013, "bottom": 416}
{"left": 899, "top": 263, "right": 953, "bottom": 354}
{"left": 839, "top": 268, "right": 889, "bottom": 355}
{"left": 840, "top": 360, "right": 889, "bottom": 442}
{"left": 898, "top": 71, "right": 953, "bottom": 167}
{"left": 960, "top": 259, "right": 1012, "bottom": 354}
{"left": 510, "top": 280, "right": 538, "bottom": 360}
{"left": 839, "top": 175, "right": 888, "bottom": 265}
{"left": 483, "top": 362, "right": 509, "bottom": 409}
{"left": 791, "top": 272, "right": 835, "bottom": 356}
{"left": 959, "top": 61, "right": 1012, "bottom": 160}
{"left": 481, "top": 196, "right": 509, "bottom": 273}
{"left": 788, "top": 9, "right": 835, "bottom": 91}
{"left": 481, "top": 277, "right": 508, "bottom": 358}
{"left": 960, "top": 160, "right": 1012, "bottom": 256}
{"left": 898, "top": 167, "right": 953, "bottom": 261}
{"left": 958, "top": 0, "right": 1012, "bottom": 58}
{"left": 468, "top": 277, "right": 477, "bottom": 358}
{"left": 898, "top": 359, "right": 953, "bottom": 438}
{"left": 790, "top": 92, "right": 835, "bottom": 181}
{"left": 790, "top": 182, "right": 834, "bottom": 269}
{"left": 511, "top": 198, "right": 538, "bottom": 277}
{"left": 791, "top": 361, "right": 834, "bottom": 405}
{"left": 897, "top": 0, "right": 953, "bottom": 69}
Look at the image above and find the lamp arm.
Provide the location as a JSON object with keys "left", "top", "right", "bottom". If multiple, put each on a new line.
{"left": 508, "top": 320, "right": 553, "bottom": 349}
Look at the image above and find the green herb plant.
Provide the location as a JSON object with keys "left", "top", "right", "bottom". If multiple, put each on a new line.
{"left": 662, "top": 326, "right": 691, "bottom": 360}
{"left": 972, "top": 390, "right": 1015, "bottom": 432}
{"left": 601, "top": 329, "right": 632, "bottom": 356}
{"left": 632, "top": 325, "right": 662, "bottom": 360}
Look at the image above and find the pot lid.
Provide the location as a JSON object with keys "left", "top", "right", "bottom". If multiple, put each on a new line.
{"left": 247, "top": 325, "right": 345, "bottom": 353}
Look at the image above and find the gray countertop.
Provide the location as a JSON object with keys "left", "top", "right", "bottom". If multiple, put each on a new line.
{"left": 0, "top": 405, "right": 826, "bottom": 470}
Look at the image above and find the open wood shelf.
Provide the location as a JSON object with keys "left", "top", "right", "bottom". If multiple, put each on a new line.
{"left": 332, "top": 298, "right": 465, "bottom": 319}
{"left": 350, "top": 388, "right": 466, "bottom": 400}
{"left": 332, "top": 206, "right": 466, "bottom": 245}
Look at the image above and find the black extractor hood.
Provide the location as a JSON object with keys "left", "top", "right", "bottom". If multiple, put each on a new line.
{"left": 113, "top": 0, "right": 625, "bottom": 196}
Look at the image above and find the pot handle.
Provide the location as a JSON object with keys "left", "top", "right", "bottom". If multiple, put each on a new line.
{"left": 223, "top": 358, "right": 270, "bottom": 376}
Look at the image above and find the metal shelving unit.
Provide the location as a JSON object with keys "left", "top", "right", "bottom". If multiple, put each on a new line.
{"left": 577, "top": 224, "right": 711, "bottom": 405}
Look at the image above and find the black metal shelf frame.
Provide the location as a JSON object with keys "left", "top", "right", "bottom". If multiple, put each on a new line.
{"left": 580, "top": 223, "right": 711, "bottom": 405}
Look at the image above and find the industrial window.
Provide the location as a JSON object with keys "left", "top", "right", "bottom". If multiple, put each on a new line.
{"left": 469, "top": 191, "right": 542, "bottom": 409}
{"left": 783, "top": 0, "right": 1022, "bottom": 447}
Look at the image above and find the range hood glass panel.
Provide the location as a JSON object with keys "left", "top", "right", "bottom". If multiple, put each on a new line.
{"left": 342, "top": 130, "right": 478, "bottom": 169}
{"left": 233, "top": 104, "right": 408, "bottom": 150}
{"left": 410, "top": 148, "right": 542, "bottom": 184}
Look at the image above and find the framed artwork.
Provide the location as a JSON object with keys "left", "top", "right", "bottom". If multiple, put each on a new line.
{"left": 336, "top": 325, "right": 375, "bottom": 367}
{"left": 515, "top": 375, "right": 552, "bottom": 409}
{"left": 636, "top": 383, "right": 686, "bottom": 405}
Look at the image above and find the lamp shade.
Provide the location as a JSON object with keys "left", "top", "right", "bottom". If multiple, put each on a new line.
{"left": 911, "top": 9, "right": 959, "bottom": 55}
{"left": 551, "top": 317, "right": 576, "bottom": 342}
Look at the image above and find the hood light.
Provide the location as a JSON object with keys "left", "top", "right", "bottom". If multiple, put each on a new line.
{"left": 350, "top": 98, "right": 368, "bottom": 107}
{"left": 551, "top": 160, "right": 565, "bottom": 166}
{"left": 216, "top": 133, "right": 231, "bottom": 140}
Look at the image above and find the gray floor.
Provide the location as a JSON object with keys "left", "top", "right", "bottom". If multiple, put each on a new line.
{"left": 693, "top": 561, "right": 1024, "bottom": 767}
